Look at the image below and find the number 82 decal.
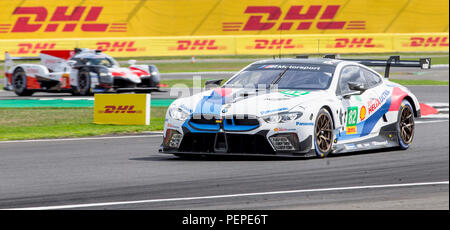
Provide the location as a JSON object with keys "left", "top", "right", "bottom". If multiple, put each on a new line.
{"left": 346, "top": 106, "right": 358, "bottom": 134}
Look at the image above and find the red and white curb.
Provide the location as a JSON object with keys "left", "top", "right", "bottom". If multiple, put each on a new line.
{"left": 419, "top": 102, "right": 449, "bottom": 120}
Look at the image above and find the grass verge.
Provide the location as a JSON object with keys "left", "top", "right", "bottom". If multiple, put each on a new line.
{"left": 160, "top": 78, "right": 448, "bottom": 88}
{"left": 0, "top": 107, "right": 167, "bottom": 141}
{"left": 389, "top": 79, "right": 449, "bottom": 85}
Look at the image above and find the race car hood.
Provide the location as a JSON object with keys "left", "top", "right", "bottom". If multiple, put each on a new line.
{"left": 172, "top": 87, "right": 330, "bottom": 117}
{"left": 108, "top": 67, "right": 142, "bottom": 84}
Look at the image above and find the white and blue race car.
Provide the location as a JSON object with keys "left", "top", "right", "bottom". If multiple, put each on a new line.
{"left": 160, "top": 56, "right": 430, "bottom": 158}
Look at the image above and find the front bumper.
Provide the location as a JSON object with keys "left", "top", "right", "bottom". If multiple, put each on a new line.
{"left": 160, "top": 129, "right": 315, "bottom": 157}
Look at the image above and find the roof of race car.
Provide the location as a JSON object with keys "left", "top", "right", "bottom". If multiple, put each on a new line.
{"left": 251, "top": 58, "right": 344, "bottom": 66}
{"left": 71, "top": 51, "right": 113, "bottom": 59}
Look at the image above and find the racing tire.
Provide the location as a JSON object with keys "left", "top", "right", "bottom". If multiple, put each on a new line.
{"left": 75, "top": 68, "right": 92, "bottom": 96}
{"left": 396, "top": 99, "right": 415, "bottom": 150}
{"left": 12, "top": 68, "right": 34, "bottom": 96}
{"left": 314, "top": 108, "right": 334, "bottom": 158}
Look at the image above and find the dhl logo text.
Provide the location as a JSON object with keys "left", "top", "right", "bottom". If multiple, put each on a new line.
{"left": 99, "top": 105, "right": 142, "bottom": 114}
{"left": 96, "top": 41, "right": 145, "bottom": 52}
{"left": 327, "top": 37, "right": 383, "bottom": 48}
{"left": 3, "top": 6, "right": 127, "bottom": 33}
{"left": 168, "top": 40, "right": 226, "bottom": 51}
{"left": 222, "top": 5, "right": 366, "bottom": 32}
{"left": 246, "top": 39, "right": 302, "bottom": 50}
{"left": 12, "top": 42, "right": 56, "bottom": 54}
{"left": 404, "top": 36, "right": 449, "bottom": 47}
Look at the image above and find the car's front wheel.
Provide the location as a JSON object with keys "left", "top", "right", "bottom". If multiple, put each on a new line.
{"left": 397, "top": 100, "right": 415, "bottom": 150}
{"left": 314, "top": 108, "right": 333, "bottom": 157}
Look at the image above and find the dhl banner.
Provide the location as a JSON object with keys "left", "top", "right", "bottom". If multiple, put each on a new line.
{"left": 0, "top": 33, "right": 448, "bottom": 59}
{"left": 94, "top": 94, "right": 151, "bottom": 125}
{"left": 0, "top": 0, "right": 448, "bottom": 39}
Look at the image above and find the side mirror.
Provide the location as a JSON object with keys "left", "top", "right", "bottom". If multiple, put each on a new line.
{"left": 204, "top": 79, "right": 223, "bottom": 90}
{"left": 128, "top": 59, "right": 136, "bottom": 65}
{"left": 348, "top": 81, "right": 367, "bottom": 92}
{"left": 341, "top": 82, "right": 367, "bottom": 99}
{"left": 67, "top": 60, "right": 76, "bottom": 67}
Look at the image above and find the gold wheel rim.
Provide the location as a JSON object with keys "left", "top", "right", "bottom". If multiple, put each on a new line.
{"left": 400, "top": 106, "right": 414, "bottom": 144}
{"left": 315, "top": 113, "right": 332, "bottom": 153}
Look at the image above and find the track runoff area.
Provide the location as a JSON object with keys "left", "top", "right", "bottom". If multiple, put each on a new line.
{"left": 0, "top": 79, "right": 448, "bottom": 212}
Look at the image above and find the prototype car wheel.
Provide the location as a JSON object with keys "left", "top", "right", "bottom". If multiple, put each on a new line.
{"left": 76, "top": 69, "right": 92, "bottom": 96}
{"left": 12, "top": 68, "right": 33, "bottom": 96}
{"left": 397, "top": 100, "right": 415, "bottom": 150}
{"left": 314, "top": 108, "right": 333, "bottom": 157}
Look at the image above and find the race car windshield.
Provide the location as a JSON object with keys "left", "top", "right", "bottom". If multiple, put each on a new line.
{"left": 73, "top": 57, "right": 114, "bottom": 67}
{"left": 224, "top": 64, "right": 335, "bottom": 90}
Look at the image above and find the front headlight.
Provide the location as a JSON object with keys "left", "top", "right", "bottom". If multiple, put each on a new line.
{"left": 169, "top": 107, "right": 190, "bottom": 121}
{"left": 262, "top": 111, "right": 303, "bottom": 124}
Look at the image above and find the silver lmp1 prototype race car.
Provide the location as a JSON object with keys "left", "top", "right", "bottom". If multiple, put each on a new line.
{"left": 160, "top": 55, "right": 431, "bottom": 158}
{"left": 3, "top": 48, "right": 161, "bottom": 96}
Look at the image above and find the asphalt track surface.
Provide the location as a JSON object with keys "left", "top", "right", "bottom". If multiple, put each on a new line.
{"left": 0, "top": 119, "right": 448, "bottom": 210}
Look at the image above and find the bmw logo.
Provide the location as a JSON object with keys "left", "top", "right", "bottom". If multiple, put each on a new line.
{"left": 222, "top": 109, "right": 227, "bottom": 113}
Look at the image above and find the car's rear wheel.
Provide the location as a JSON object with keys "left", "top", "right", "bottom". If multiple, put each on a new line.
{"left": 76, "top": 69, "right": 92, "bottom": 96}
{"left": 12, "top": 68, "right": 33, "bottom": 96}
{"left": 314, "top": 108, "right": 333, "bottom": 157}
{"left": 397, "top": 100, "right": 415, "bottom": 150}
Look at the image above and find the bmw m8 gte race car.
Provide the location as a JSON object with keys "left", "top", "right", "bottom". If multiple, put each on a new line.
{"left": 3, "top": 48, "right": 161, "bottom": 96}
{"left": 160, "top": 55, "right": 431, "bottom": 158}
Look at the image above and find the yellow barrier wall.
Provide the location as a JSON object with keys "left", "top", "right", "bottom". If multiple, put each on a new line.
{"left": 0, "top": 0, "right": 448, "bottom": 39}
{"left": 0, "top": 0, "right": 448, "bottom": 58}
{"left": 94, "top": 94, "right": 151, "bottom": 125}
{"left": 1, "top": 33, "right": 448, "bottom": 59}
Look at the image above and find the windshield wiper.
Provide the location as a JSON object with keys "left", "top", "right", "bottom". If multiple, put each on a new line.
{"left": 268, "top": 67, "right": 290, "bottom": 89}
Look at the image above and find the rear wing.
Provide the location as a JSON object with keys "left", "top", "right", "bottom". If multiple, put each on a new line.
{"left": 4, "top": 51, "right": 41, "bottom": 72}
{"left": 322, "top": 55, "right": 431, "bottom": 78}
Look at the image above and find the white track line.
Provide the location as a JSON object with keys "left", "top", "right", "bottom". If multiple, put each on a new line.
{"left": 0, "top": 119, "right": 445, "bottom": 144}
{"left": 416, "top": 119, "right": 449, "bottom": 124}
{"left": 0, "top": 134, "right": 162, "bottom": 144}
{"left": 5, "top": 181, "right": 448, "bottom": 210}
{"left": 420, "top": 114, "right": 449, "bottom": 119}
{"left": 423, "top": 102, "right": 449, "bottom": 107}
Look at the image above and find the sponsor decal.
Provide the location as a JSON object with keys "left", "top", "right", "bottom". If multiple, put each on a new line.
{"left": 371, "top": 140, "right": 388, "bottom": 146}
{"left": 246, "top": 39, "right": 302, "bottom": 50}
{"left": 274, "top": 127, "right": 296, "bottom": 132}
{"left": 11, "top": 42, "right": 56, "bottom": 55}
{"left": 346, "top": 106, "right": 358, "bottom": 134}
{"left": 403, "top": 36, "right": 449, "bottom": 47}
{"left": 344, "top": 144, "right": 356, "bottom": 150}
{"left": 6, "top": 6, "right": 126, "bottom": 33}
{"left": 259, "top": 64, "right": 320, "bottom": 71}
{"left": 222, "top": 5, "right": 365, "bottom": 32}
{"left": 296, "top": 122, "right": 314, "bottom": 126}
{"left": 260, "top": 107, "right": 288, "bottom": 115}
{"left": 96, "top": 41, "right": 145, "bottom": 52}
{"left": 168, "top": 39, "right": 226, "bottom": 51}
{"left": 94, "top": 94, "right": 150, "bottom": 125}
{"left": 98, "top": 105, "right": 142, "bottom": 114}
{"left": 265, "top": 97, "right": 290, "bottom": 101}
{"left": 280, "top": 90, "right": 310, "bottom": 97}
{"left": 326, "top": 37, "right": 383, "bottom": 48}
{"left": 368, "top": 90, "right": 389, "bottom": 114}
{"left": 367, "top": 98, "right": 381, "bottom": 114}
{"left": 360, "top": 105, "right": 366, "bottom": 121}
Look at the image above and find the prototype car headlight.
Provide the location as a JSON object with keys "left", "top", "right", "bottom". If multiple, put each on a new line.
{"left": 262, "top": 111, "right": 303, "bottom": 124}
{"left": 169, "top": 107, "right": 190, "bottom": 121}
